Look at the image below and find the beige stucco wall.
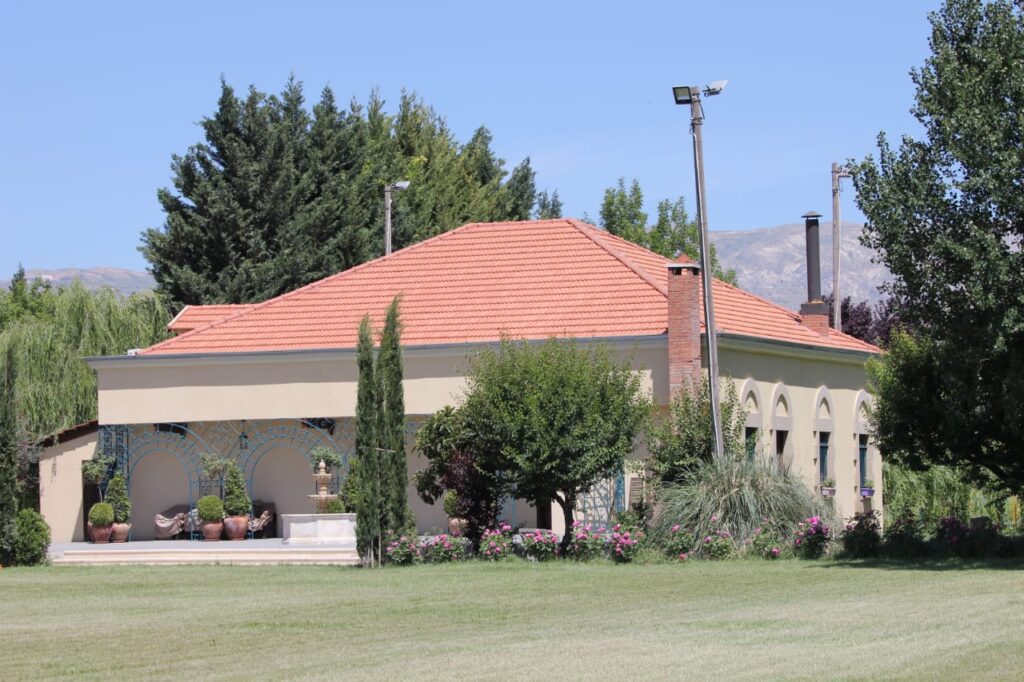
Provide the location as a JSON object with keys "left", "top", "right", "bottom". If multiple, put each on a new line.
{"left": 38, "top": 431, "right": 98, "bottom": 543}
{"left": 130, "top": 451, "right": 189, "bottom": 540}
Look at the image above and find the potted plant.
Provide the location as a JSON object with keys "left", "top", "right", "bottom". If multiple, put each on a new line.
{"left": 221, "top": 463, "right": 251, "bottom": 541}
{"left": 87, "top": 502, "right": 114, "bottom": 543}
{"left": 308, "top": 446, "right": 342, "bottom": 473}
{"left": 106, "top": 473, "right": 132, "bottom": 542}
{"left": 820, "top": 478, "right": 836, "bottom": 497}
{"left": 444, "top": 490, "right": 466, "bottom": 537}
{"left": 860, "top": 479, "right": 876, "bottom": 498}
{"left": 197, "top": 495, "right": 225, "bottom": 541}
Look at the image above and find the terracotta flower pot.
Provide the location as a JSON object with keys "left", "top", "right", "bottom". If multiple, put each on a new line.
{"left": 448, "top": 517, "right": 466, "bottom": 537}
{"left": 110, "top": 522, "right": 132, "bottom": 543}
{"left": 223, "top": 515, "right": 249, "bottom": 541}
{"left": 88, "top": 522, "right": 113, "bottom": 544}
{"left": 202, "top": 521, "right": 224, "bottom": 541}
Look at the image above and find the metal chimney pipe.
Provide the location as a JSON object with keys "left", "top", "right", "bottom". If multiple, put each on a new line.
{"left": 803, "top": 211, "right": 822, "bottom": 302}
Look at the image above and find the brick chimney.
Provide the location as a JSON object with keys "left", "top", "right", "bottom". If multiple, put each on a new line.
{"left": 666, "top": 260, "right": 702, "bottom": 396}
{"left": 799, "top": 211, "right": 830, "bottom": 336}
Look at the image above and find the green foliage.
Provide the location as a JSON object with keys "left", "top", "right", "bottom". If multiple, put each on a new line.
{"left": 88, "top": 502, "right": 114, "bottom": 527}
{"left": 0, "top": 345, "right": 18, "bottom": 564}
{"left": 105, "top": 474, "right": 131, "bottom": 524}
{"left": 653, "top": 455, "right": 829, "bottom": 552}
{"left": 221, "top": 463, "right": 251, "bottom": 517}
{"left": 13, "top": 509, "right": 50, "bottom": 566}
{"left": 880, "top": 516, "right": 930, "bottom": 559}
{"left": 521, "top": 529, "right": 560, "bottom": 561}
{"left": 442, "top": 490, "right": 459, "bottom": 518}
{"left": 793, "top": 516, "right": 831, "bottom": 560}
{"left": 853, "top": 0, "right": 1024, "bottom": 493}
{"left": 80, "top": 451, "right": 114, "bottom": 499}
{"left": 324, "top": 498, "right": 347, "bottom": 514}
{"left": 421, "top": 534, "right": 468, "bottom": 563}
{"left": 379, "top": 297, "right": 409, "bottom": 535}
{"left": 199, "top": 453, "right": 231, "bottom": 480}
{"left": 142, "top": 78, "right": 548, "bottom": 307}
{"left": 883, "top": 461, "right": 1007, "bottom": 530}
{"left": 458, "top": 337, "right": 650, "bottom": 551}
{"left": 308, "top": 446, "right": 342, "bottom": 471}
{"left": 535, "top": 190, "right": 563, "bottom": 219}
{"left": 384, "top": 534, "right": 420, "bottom": 565}
{"left": 647, "top": 380, "right": 747, "bottom": 483}
{"left": 196, "top": 495, "right": 224, "bottom": 523}
{"left": 354, "top": 315, "right": 382, "bottom": 565}
{"left": 599, "top": 178, "right": 736, "bottom": 283}
{"left": 840, "top": 511, "right": 882, "bottom": 559}
{"left": 661, "top": 525, "right": 695, "bottom": 560}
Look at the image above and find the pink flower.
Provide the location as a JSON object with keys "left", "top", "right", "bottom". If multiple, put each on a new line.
{"left": 671, "top": 524, "right": 681, "bottom": 533}
{"left": 679, "top": 553, "right": 688, "bottom": 561}
{"left": 771, "top": 548, "right": 780, "bottom": 557}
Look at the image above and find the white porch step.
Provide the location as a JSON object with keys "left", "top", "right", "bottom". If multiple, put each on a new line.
{"left": 53, "top": 547, "right": 359, "bottom": 566}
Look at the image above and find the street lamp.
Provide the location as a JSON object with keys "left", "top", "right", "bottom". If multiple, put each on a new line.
{"left": 384, "top": 180, "right": 410, "bottom": 256}
{"left": 673, "top": 80, "right": 727, "bottom": 459}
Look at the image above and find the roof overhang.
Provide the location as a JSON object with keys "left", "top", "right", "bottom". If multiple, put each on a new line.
{"left": 717, "top": 332, "right": 877, "bottom": 366}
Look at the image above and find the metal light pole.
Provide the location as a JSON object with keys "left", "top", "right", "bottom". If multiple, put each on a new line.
{"left": 830, "top": 163, "right": 852, "bottom": 331}
{"left": 673, "top": 81, "right": 727, "bottom": 459}
{"left": 384, "top": 180, "right": 410, "bottom": 256}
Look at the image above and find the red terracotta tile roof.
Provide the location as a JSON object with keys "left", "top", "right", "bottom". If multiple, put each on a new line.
{"left": 167, "top": 304, "right": 256, "bottom": 334}
{"left": 141, "top": 219, "right": 878, "bottom": 356}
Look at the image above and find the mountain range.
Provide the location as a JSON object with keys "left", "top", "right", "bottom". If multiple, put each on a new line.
{"left": 3, "top": 222, "right": 890, "bottom": 311}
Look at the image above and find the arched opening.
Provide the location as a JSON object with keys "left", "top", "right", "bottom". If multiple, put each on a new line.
{"left": 770, "top": 383, "right": 794, "bottom": 470}
{"left": 251, "top": 447, "right": 316, "bottom": 537}
{"left": 129, "top": 450, "right": 190, "bottom": 541}
{"left": 813, "top": 386, "right": 836, "bottom": 489}
{"left": 740, "top": 378, "right": 763, "bottom": 460}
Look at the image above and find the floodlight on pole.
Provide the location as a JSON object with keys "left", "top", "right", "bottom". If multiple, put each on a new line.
{"left": 384, "top": 180, "right": 410, "bottom": 256}
{"left": 672, "top": 81, "right": 726, "bottom": 459}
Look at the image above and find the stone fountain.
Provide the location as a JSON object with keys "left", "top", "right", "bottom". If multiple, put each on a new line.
{"left": 280, "top": 459, "right": 356, "bottom": 545}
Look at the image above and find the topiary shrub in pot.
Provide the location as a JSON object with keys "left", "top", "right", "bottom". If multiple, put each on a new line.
{"left": 197, "top": 495, "right": 225, "bottom": 541}
{"left": 87, "top": 502, "right": 114, "bottom": 543}
{"left": 221, "top": 463, "right": 251, "bottom": 541}
{"left": 14, "top": 509, "right": 51, "bottom": 566}
{"left": 105, "top": 474, "right": 132, "bottom": 542}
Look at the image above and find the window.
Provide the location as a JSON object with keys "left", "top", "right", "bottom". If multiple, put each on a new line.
{"left": 745, "top": 427, "right": 758, "bottom": 461}
{"left": 818, "top": 432, "right": 830, "bottom": 483}
{"left": 775, "top": 430, "right": 788, "bottom": 469}
{"left": 858, "top": 434, "right": 869, "bottom": 487}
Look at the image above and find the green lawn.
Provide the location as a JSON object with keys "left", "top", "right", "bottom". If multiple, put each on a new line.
{"left": 1, "top": 559, "right": 1023, "bottom": 680}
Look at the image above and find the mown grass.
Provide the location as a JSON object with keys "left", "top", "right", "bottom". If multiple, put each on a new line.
{"left": 1, "top": 559, "right": 1023, "bottom": 680}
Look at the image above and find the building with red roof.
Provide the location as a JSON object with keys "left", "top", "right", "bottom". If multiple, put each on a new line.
{"left": 40, "top": 218, "right": 881, "bottom": 543}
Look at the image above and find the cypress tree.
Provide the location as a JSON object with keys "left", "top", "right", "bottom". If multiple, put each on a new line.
{"left": 0, "top": 346, "right": 19, "bottom": 564}
{"left": 354, "top": 315, "right": 381, "bottom": 566}
{"left": 378, "top": 297, "right": 408, "bottom": 534}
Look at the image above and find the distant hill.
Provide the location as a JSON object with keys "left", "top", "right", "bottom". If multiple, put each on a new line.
{"left": 712, "top": 221, "right": 890, "bottom": 310}
{"left": 2, "top": 222, "right": 890, "bottom": 310}
{"left": 0, "top": 267, "right": 156, "bottom": 296}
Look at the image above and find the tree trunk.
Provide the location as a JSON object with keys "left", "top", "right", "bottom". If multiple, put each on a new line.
{"left": 555, "top": 494, "right": 575, "bottom": 554}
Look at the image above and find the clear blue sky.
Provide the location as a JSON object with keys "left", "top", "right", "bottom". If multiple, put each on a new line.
{"left": 0, "top": 1, "right": 939, "bottom": 276}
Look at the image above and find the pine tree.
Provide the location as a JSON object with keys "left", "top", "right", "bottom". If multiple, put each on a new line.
{"left": 0, "top": 346, "right": 19, "bottom": 564}
{"left": 500, "top": 158, "right": 537, "bottom": 221}
{"left": 378, "top": 297, "right": 408, "bottom": 534}
{"left": 354, "top": 315, "right": 382, "bottom": 566}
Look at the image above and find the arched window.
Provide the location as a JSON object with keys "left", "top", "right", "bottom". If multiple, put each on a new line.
{"left": 853, "top": 391, "right": 874, "bottom": 491}
{"left": 813, "top": 386, "right": 836, "bottom": 489}
{"left": 740, "top": 379, "right": 763, "bottom": 460}
{"left": 770, "top": 383, "right": 793, "bottom": 470}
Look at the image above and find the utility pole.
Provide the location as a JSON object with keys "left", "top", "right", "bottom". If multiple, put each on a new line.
{"left": 830, "top": 163, "right": 852, "bottom": 332}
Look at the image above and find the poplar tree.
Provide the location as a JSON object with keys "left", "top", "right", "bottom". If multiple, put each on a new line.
{"left": 354, "top": 315, "right": 382, "bottom": 566}
{"left": 0, "top": 347, "right": 19, "bottom": 564}
{"left": 378, "top": 297, "right": 408, "bottom": 534}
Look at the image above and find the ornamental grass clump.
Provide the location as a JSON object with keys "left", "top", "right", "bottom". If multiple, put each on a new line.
{"left": 385, "top": 536, "right": 421, "bottom": 565}
{"left": 479, "top": 523, "right": 514, "bottom": 560}
{"left": 520, "top": 529, "right": 559, "bottom": 561}
{"left": 653, "top": 455, "right": 828, "bottom": 556}
{"left": 565, "top": 521, "right": 608, "bottom": 560}
{"left": 793, "top": 516, "right": 831, "bottom": 559}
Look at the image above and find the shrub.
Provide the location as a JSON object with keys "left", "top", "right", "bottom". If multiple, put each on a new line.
{"left": 324, "top": 498, "right": 347, "bottom": 514}
{"left": 105, "top": 474, "right": 131, "bottom": 524}
{"left": 385, "top": 535, "right": 421, "bottom": 565}
{"left": 14, "top": 509, "right": 50, "bottom": 566}
{"left": 653, "top": 455, "right": 830, "bottom": 553}
{"left": 880, "top": 516, "right": 929, "bottom": 558}
{"left": 88, "top": 502, "right": 114, "bottom": 527}
{"left": 614, "top": 502, "right": 651, "bottom": 534}
{"left": 661, "top": 525, "right": 695, "bottom": 560}
{"left": 421, "top": 534, "right": 467, "bottom": 563}
{"left": 478, "top": 522, "right": 514, "bottom": 560}
{"left": 701, "top": 528, "right": 734, "bottom": 560}
{"left": 222, "top": 463, "right": 251, "bottom": 517}
{"left": 520, "top": 529, "right": 560, "bottom": 561}
{"left": 443, "top": 490, "right": 460, "bottom": 518}
{"left": 934, "top": 516, "right": 1014, "bottom": 559}
{"left": 610, "top": 524, "right": 643, "bottom": 563}
{"left": 196, "top": 495, "right": 224, "bottom": 522}
{"left": 308, "top": 446, "right": 342, "bottom": 471}
{"left": 793, "top": 516, "right": 831, "bottom": 559}
{"left": 841, "top": 511, "right": 881, "bottom": 558}
{"left": 749, "top": 522, "right": 787, "bottom": 559}
{"left": 565, "top": 521, "right": 608, "bottom": 560}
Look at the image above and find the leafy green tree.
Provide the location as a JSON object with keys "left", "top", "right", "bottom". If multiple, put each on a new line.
{"left": 354, "top": 315, "right": 383, "bottom": 566}
{"left": 0, "top": 266, "right": 56, "bottom": 333}
{"left": 599, "top": 179, "right": 735, "bottom": 283}
{"left": 0, "top": 346, "right": 18, "bottom": 564}
{"left": 647, "top": 380, "right": 746, "bottom": 484}
{"left": 143, "top": 78, "right": 548, "bottom": 307}
{"left": 378, "top": 297, "right": 409, "bottom": 534}
{"left": 853, "top": 0, "right": 1024, "bottom": 493}
{"left": 458, "top": 338, "right": 650, "bottom": 552}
